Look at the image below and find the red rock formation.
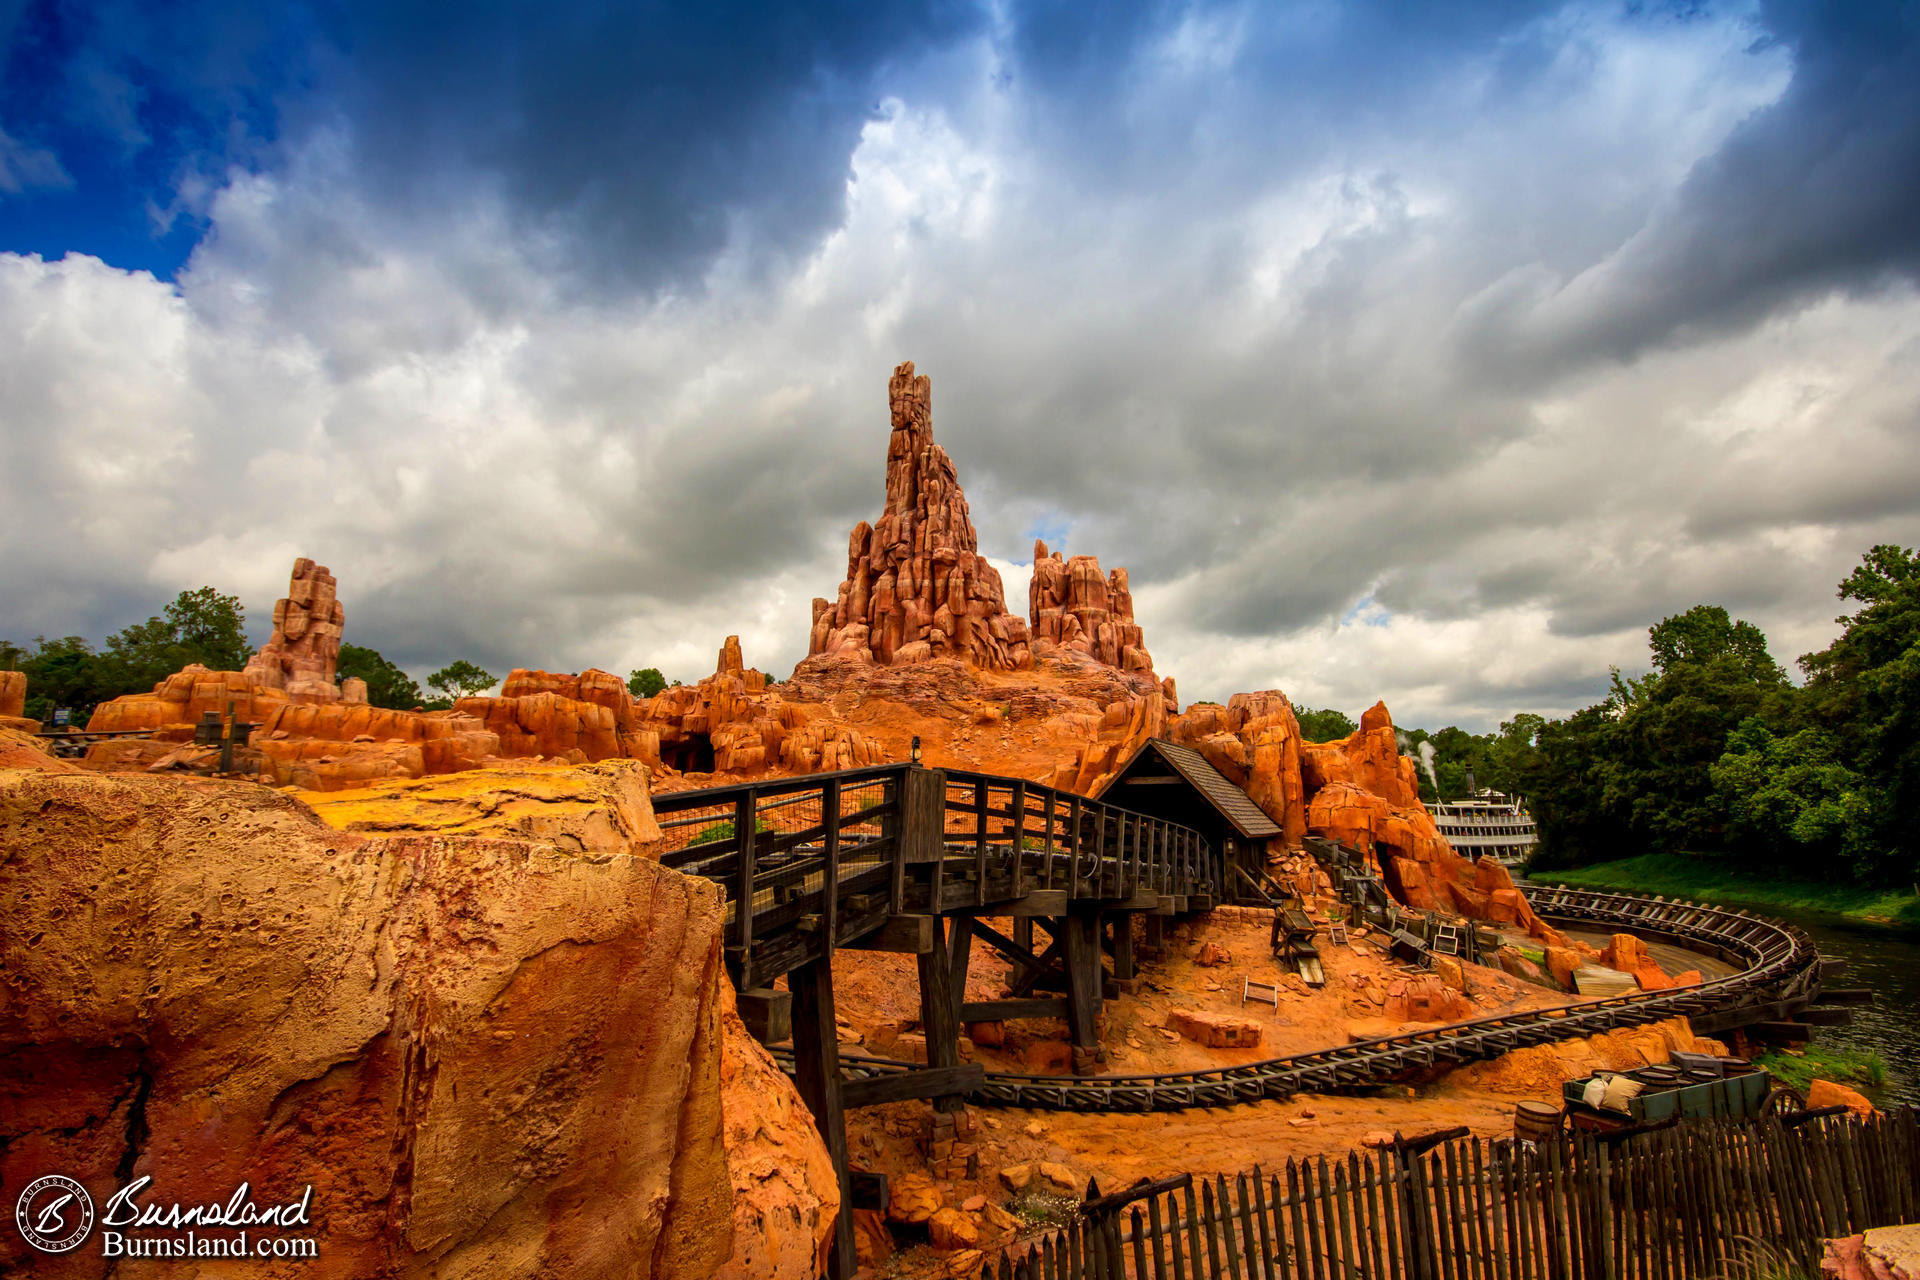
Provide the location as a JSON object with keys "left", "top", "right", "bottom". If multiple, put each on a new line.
{"left": 1029, "top": 540, "right": 1155, "bottom": 675}
{"left": 87, "top": 663, "right": 294, "bottom": 736}
{"left": 0, "top": 726, "right": 77, "bottom": 772}
{"left": 1301, "top": 703, "right": 1561, "bottom": 945}
{"left": 1168, "top": 692, "right": 1309, "bottom": 847}
{"left": 714, "top": 979, "right": 840, "bottom": 1280}
{"left": 642, "top": 637, "right": 884, "bottom": 777}
{"left": 0, "top": 669, "right": 24, "bottom": 718}
{"left": 0, "top": 768, "right": 734, "bottom": 1279}
{"left": 243, "top": 557, "right": 351, "bottom": 702}
{"left": 458, "top": 667, "right": 656, "bottom": 763}
{"left": 808, "top": 362, "right": 1031, "bottom": 670}
{"left": 1300, "top": 701, "right": 1421, "bottom": 807}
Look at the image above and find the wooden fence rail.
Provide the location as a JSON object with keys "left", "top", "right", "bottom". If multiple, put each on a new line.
{"left": 976, "top": 1110, "right": 1920, "bottom": 1280}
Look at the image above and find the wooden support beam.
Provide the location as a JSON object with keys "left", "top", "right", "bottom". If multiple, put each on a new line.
{"left": 1063, "top": 910, "right": 1103, "bottom": 1069}
{"left": 969, "top": 917, "right": 1047, "bottom": 977}
{"left": 1110, "top": 914, "right": 1136, "bottom": 981}
{"left": 1006, "top": 937, "right": 1066, "bottom": 998}
{"left": 1800, "top": 1007, "right": 1853, "bottom": 1026}
{"left": 736, "top": 987, "right": 791, "bottom": 1045}
{"left": 898, "top": 766, "right": 948, "bottom": 864}
{"left": 1005, "top": 889, "right": 1070, "bottom": 917}
{"left": 840, "top": 1063, "right": 986, "bottom": 1110}
{"left": 959, "top": 997, "right": 1069, "bottom": 1023}
{"left": 843, "top": 914, "right": 936, "bottom": 954}
{"left": 1143, "top": 914, "right": 1166, "bottom": 952}
{"left": 917, "top": 919, "right": 965, "bottom": 1115}
{"left": 1816, "top": 988, "right": 1876, "bottom": 1006}
{"left": 788, "top": 954, "right": 853, "bottom": 1279}
{"left": 1750, "top": 1020, "right": 1813, "bottom": 1041}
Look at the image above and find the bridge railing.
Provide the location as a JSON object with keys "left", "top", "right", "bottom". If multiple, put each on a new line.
{"left": 652, "top": 763, "right": 1219, "bottom": 987}
{"left": 655, "top": 764, "right": 908, "bottom": 984}
{"left": 942, "top": 768, "right": 1221, "bottom": 906}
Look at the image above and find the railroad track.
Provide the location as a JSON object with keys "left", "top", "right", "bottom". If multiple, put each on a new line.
{"left": 778, "top": 885, "right": 1824, "bottom": 1112}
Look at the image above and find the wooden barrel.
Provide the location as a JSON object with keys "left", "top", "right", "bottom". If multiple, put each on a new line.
{"left": 1515, "top": 1100, "right": 1563, "bottom": 1143}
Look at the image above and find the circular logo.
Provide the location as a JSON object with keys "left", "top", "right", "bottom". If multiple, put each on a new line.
{"left": 15, "top": 1175, "right": 94, "bottom": 1254}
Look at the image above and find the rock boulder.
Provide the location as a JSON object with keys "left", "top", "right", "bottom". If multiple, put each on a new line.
{"left": 0, "top": 770, "right": 733, "bottom": 1279}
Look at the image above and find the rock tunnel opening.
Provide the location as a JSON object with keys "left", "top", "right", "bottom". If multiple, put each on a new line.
{"left": 663, "top": 732, "right": 715, "bottom": 774}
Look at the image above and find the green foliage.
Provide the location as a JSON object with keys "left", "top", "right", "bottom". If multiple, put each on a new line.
{"left": 1711, "top": 721, "right": 1882, "bottom": 878}
{"left": 628, "top": 667, "right": 667, "bottom": 698}
{"left": 1294, "top": 706, "right": 1356, "bottom": 742}
{"left": 1648, "top": 604, "right": 1784, "bottom": 682}
{"left": 426, "top": 660, "right": 495, "bottom": 704}
{"left": 337, "top": 643, "right": 426, "bottom": 710}
{"left": 1391, "top": 715, "right": 1544, "bottom": 804}
{"left": 687, "top": 817, "right": 773, "bottom": 846}
{"left": 1530, "top": 852, "right": 1920, "bottom": 930}
{"left": 1754, "top": 1039, "right": 1888, "bottom": 1096}
{"left": 1520, "top": 601, "right": 1793, "bottom": 872}
{"left": 4, "top": 587, "right": 253, "bottom": 720}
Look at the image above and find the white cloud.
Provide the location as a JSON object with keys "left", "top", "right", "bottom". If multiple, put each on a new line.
{"left": 2, "top": 5, "right": 1917, "bottom": 732}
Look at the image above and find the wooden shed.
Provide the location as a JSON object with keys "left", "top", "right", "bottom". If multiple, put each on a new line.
{"left": 1094, "top": 738, "right": 1282, "bottom": 904}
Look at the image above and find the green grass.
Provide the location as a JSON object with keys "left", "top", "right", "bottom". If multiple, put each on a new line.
{"left": 1529, "top": 852, "right": 1920, "bottom": 929}
{"left": 1754, "top": 1039, "right": 1889, "bottom": 1096}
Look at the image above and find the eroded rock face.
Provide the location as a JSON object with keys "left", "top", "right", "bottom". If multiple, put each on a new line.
{"left": 1029, "top": 540, "right": 1156, "bottom": 677}
{"left": 713, "top": 980, "right": 840, "bottom": 1280}
{"left": 642, "top": 637, "right": 884, "bottom": 777}
{"left": 0, "top": 770, "right": 733, "bottom": 1279}
{"left": 808, "top": 362, "right": 1031, "bottom": 671}
{"left": 458, "top": 667, "right": 655, "bottom": 763}
{"left": 305, "top": 758, "right": 665, "bottom": 854}
{"left": 0, "top": 669, "right": 25, "bottom": 717}
{"left": 1450, "top": 1016, "right": 1728, "bottom": 1095}
{"left": 87, "top": 663, "right": 293, "bottom": 735}
{"left": 244, "top": 557, "right": 347, "bottom": 701}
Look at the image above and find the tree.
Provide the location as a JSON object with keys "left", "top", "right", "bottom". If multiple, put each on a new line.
{"left": 1711, "top": 720, "right": 1882, "bottom": 878}
{"left": 164, "top": 586, "right": 252, "bottom": 671}
{"left": 427, "top": 660, "right": 495, "bottom": 705}
{"left": 1521, "top": 605, "right": 1791, "bottom": 869}
{"left": 628, "top": 667, "right": 667, "bottom": 698}
{"left": 1797, "top": 544, "right": 1920, "bottom": 881}
{"left": 338, "top": 643, "right": 427, "bottom": 710}
{"left": 101, "top": 587, "right": 253, "bottom": 694}
{"left": 1295, "top": 706, "right": 1357, "bottom": 742}
{"left": 1648, "top": 604, "right": 1784, "bottom": 683}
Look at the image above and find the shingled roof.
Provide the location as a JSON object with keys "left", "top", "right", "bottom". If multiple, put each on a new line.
{"left": 1097, "top": 738, "right": 1282, "bottom": 840}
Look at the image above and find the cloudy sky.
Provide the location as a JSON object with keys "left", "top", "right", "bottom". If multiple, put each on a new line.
{"left": 1, "top": 0, "right": 1916, "bottom": 731}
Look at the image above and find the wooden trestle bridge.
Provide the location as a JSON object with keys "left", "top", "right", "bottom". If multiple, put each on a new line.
{"left": 651, "top": 762, "right": 1843, "bottom": 1279}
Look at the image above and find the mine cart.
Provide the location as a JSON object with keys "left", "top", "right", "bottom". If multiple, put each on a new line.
{"left": 1270, "top": 905, "right": 1326, "bottom": 987}
{"left": 1562, "top": 1058, "right": 1778, "bottom": 1132}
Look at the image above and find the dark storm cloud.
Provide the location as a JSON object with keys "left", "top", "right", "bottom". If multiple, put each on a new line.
{"left": 312, "top": 0, "right": 987, "bottom": 293}
{"left": 1480, "top": 0, "right": 1920, "bottom": 368}
{"left": 9, "top": 0, "right": 1920, "bottom": 730}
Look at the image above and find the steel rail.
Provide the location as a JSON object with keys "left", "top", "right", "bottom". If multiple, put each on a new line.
{"left": 775, "top": 883, "right": 1821, "bottom": 1112}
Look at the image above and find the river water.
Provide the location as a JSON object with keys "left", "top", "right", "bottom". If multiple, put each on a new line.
{"left": 1770, "top": 910, "right": 1920, "bottom": 1105}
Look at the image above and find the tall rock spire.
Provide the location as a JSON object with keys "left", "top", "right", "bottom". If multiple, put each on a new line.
{"left": 809, "top": 362, "right": 1032, "bottom": 669}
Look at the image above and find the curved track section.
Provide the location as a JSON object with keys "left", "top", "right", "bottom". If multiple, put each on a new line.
{"left": 787, "top": 885, "right": 1822, "bottom": 1112}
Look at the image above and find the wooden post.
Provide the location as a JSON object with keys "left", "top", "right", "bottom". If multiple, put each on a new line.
{"left": 821, "top": 779, "right": 841, "bottom": 946}
{"left": 1111, "top": 913, "right": 1136, "bottom": 981}
{"left": 1065, "top": 909, "right": 1104, "bottom": 1073}
{"left": 1010, "top": 779, "right": 1028, "bottom": 899}
{"left": 919, "top": 919, "right": 965, "bottom": 1113}
{"left": 733, "top": 788, "right": 758, "bottom": 984}
{"left": 789, "top": 953, "right": 854, "bottom": 1279}
{"left": 1042, "top": 790, "right": 1058, "bottom": 890}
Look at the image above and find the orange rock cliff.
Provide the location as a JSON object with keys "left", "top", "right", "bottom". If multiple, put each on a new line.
{"left": 808, "top": 360, "right": 1032, "bottom": 670}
